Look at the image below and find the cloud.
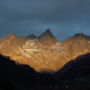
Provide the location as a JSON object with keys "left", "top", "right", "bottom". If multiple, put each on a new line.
{"left": 0, "top": 0, "right": 90, "bottom": 40}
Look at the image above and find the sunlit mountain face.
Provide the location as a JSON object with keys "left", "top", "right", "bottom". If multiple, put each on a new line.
{"left": 0, "top": 29, "right": 90, "bottom": 72}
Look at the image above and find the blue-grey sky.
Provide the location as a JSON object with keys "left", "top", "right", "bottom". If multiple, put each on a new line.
{"left": 0, "top": 0, "right": 90, "bottom": 40}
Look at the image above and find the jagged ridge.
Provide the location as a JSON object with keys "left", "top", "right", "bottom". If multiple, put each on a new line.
{"left": 0, "top": 30, "right": 90, "bottom": 72}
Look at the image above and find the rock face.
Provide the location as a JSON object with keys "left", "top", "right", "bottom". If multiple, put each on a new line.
{"left": 0, "top": 30, "right": 90, "bottom": 72}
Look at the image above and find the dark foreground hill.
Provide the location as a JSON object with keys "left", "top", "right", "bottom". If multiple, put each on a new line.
{"left": 0, "top": 53, "right": 90, "bottom": 90}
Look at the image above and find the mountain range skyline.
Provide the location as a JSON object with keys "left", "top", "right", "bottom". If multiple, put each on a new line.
{"left": 0, "top": 0, "right": 90, "bottom": 40}
{"left": 0, "top": 29, "right": 90, "bottom": 41}
{"left": 0, "top": 29, "right": 90, "bottom": 72}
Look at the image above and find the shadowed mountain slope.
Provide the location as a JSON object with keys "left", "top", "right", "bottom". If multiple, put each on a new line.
{"left": 1, "top": 53, "right": 90, "bottom": 90}
{"left": 0, "top": 55, "right": 55, "bottom": 90}
{"left": 55, "top": 53, "right": 90, "bottom": 81}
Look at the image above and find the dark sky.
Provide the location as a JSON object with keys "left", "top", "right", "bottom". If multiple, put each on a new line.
{"left": 0, "top": 0, "right": 90, "bottom": 40}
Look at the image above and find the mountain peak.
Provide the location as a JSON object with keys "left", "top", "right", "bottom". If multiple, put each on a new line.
{"left": 66, "top": 33, "right": 88, "bottom": 41}
{"left": 2, "top": 33, "right": 16, "bottom": 40}
{"left": 38, "top": 29, "right": 57, "bottom": 44}
{"left": 8, "top": 33, "right": 16, "bottom": 38}
{"left": 44, "top": 29, "right": 52, "bottom": 35}
{"left": 26, "top": 33, "right": 37, "bottom": 40}
{"left": 74, "top": 33, "right": 87, "bottom": 37}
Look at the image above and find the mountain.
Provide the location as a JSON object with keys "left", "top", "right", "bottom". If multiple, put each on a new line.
{"left": 0, "top": 53, "right": 90, "bottom": 90}
{"left": 38, "top": 29, "right": 57, "bottom": 44}
{"left": 0, "top": 55, "right": 49, "bottom": 90}
{"left": 26, "top": 33, "right": 37, "bottom": 40}
{"left": 51, "top": 53, "right": 90, "bottom": 90}
{"left": 0, "top": 30, "right": 90, "bottom": 72}
{"left": 55, "top": 53, "right": 90, "bottom": 80}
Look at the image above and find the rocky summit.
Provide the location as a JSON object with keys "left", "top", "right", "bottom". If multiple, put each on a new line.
{"left": 26, "top": 33, "right": 37, "bottom": 40}
{"left": 38, "top": 29, "right": 57, "bottom": 44}
{"left": 0, "top": 30, "right": 90, "bottom": 72}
